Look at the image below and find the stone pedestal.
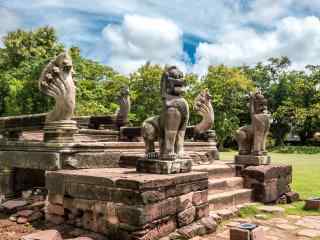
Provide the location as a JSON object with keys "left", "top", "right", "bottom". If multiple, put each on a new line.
{"left": 136, "top": 158, "right": 192, "bottom": 174}
{"left": 304, "top": 198, "right": 320, "bottom": 210}
{"left": 46, "top": 168, "right": 213, "bottom": 240}
{"left": 230, "top": 225, "right": 265, "bottom": 240}
{"left": 0, "top": 169, "right": 15, "bottom": 202}
{"left": 235, "top": 155, "right": 271, "bottom": 166}
{"left": 44, "top": 120, "right": 78, "bottom": 143}
{"left": 242, "top": 165, "right": 292, "bottom": 203}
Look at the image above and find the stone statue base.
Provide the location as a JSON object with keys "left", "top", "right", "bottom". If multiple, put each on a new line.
{"left": 44, "top": 120, "right": 78, "bottom": 143}
{"left": 235, "top": 154, "right": 271, "bottom": 166}
{"left": 137, "top": 158, "right": 192, "bottom": 174}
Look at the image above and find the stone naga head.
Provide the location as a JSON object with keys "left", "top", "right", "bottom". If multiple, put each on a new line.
{"left": 161, "top": 66, "right": 186, "bottom": 98}
{"left": 193, "top": 89, "right": 214, "bottom": 134}
{"left": 39, "top": 52, "right": 76, "bottom": 122}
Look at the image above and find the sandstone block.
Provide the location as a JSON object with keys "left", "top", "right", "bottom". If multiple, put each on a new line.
{"left": 2, "top": 200, "right": 28, "bottom": 212}
{"left": 230, "top": 228, "right": 250, "bottom": 240}
{"left": 131, "top": 217, "right": 177, "bottom": 240}
{"left": 141, "top": 190, "right": 166, "bottom": 204}
{"left": 48, "top": 194, "right": 64, "bottom": 205}
{"left": 195, "top": 204, "right": 209, "bottom": 220}
{"left": 178, "top": 222, "right": 206, "bottom": 238}
{"left": 46, "top": 213, "right": 64, "bottom": 225}
{"left": 285, "top": 191, "right": 300, "bottom": 203}
{"left": 47, "top": 204, "right": 64, "bottom": 216}
{"left": 243, "top": 165, "right": 292, "bottom": 182}
{"left": 21, "top": 230, "right": 63, "bottom": 240}
{"left": 251, "top": 226, "right": 265, "bottom": 240}
{"left": 192, "top": 190, "right": 208, "bottom": 206}
{"left": 177, "top": 192, "right": 193, "bottom": 212}
{"left": 304, "top": 198, "right": 320, "bottom": 210}
{"left": 200, "top": 216, "right": 217, "bottom": 234}
{"left": 136, "top": 159, "right": 192, "bottom": 174}
{"left": 235, "top": 155, "right": 271, "bottom": 166}
{"left": 243, "top": 164, "right": 292, "bottom": 203}
{"left": 177, "top": 206, "right": 196, "bottom": 227}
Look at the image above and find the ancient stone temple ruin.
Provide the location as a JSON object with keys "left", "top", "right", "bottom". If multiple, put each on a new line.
{"left": 0, "top": 53, "right": 295, "bottom": 240}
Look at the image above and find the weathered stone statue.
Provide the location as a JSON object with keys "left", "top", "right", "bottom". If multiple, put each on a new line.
{"left": 138, "top": 66, "right": 191, "bottom": 173}
{"left": 39, "top": 52, "right": 76, "bottom": 122}
{"left": 142, "top": 66, "right": 189, "bottom": 160}
{"left": 115, "top": 86, "right": 131, "bottom": 127}
{"left": 235, "top": 91, "right": 272, "bottom": 165}
{"left": 193, "top": 89, "right": 214, "bottom": 135}
{"left": 39, "top": 52, "right": 78, "bottom": 142}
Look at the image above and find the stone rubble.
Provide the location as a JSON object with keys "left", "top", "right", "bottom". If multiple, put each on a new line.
{"left": 0, "top": 187, "right": 47, "bottom": 224}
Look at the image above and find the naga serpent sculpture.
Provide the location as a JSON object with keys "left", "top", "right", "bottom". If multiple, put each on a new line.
{"left": 39, "top": 52, "right": 76, "bottom": 123}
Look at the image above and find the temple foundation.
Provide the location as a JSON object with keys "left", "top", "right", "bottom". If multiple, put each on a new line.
{"left": 45, "top": 168, "right": 213, "bottom": 240}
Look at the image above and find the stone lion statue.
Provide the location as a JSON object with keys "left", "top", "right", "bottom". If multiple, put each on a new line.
{"left": 39, "top": 52, "right": 76, "bottom": 123}
{"left": 235, "top": 91, "right": 271, "bottom": 156}
{"left": 142, "top": 66, "right": 189, "bottom": 160}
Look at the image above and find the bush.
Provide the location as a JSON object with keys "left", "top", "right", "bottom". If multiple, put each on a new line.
{"left": 270, "top": 146, "right": 320, "bottom": 154}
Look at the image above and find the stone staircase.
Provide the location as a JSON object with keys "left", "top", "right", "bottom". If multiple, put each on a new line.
{"left": 193, "top": 161, "right": 253, "bottom": 210}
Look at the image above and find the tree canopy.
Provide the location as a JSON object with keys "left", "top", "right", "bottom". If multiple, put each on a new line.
{"left": 0, "top": 27, "right": 319, "bottom": 147}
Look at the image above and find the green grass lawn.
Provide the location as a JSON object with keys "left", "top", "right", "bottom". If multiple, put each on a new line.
{"left": 220, "top": 151, "right": 320, "bottom": 199}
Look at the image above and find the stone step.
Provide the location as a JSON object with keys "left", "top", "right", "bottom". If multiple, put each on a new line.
{"left": 208, "top": 189, "right": 253, "bottom": 210}
{"left": 208, "top": 177, "right": 244, "bottom": 193}
{"left": 192, "top": 162, "right": 236, "bottom": 178}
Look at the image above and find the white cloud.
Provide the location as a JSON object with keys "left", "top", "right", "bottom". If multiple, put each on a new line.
{"left": 0, "top": 8, "right": 21, "bottom": 46}
{"left": 193, "top": 16, "right": 320, "bottom": 75}
{"left": 2, "top": 0, "right": 320, "bottom": 74}
{"left": 102, "top": 14, "right": 187, "bottom": 74}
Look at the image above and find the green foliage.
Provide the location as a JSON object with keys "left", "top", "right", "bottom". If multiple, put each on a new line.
{"left": 128, "top": 64, "right": 163, "bottom": 124}
{"left": 243, "top": 57, "right": 320, "bottom": 145}
{"left": 0, "top": 27, "right": 64, "bottom": 115}
{"left": 70, "top": 47, "right": 129, "bottom": 116}
{"left": 282, "top": 201, "right": 320, "bottom": 216}
{"left": 0, "top": 26, "right": 318, "bottom": 148}
{"left": 270, "top": 146, "right": 320, "bottom": 154}
{"left": 238, "top": 205, "right": 261, "bottom": 218}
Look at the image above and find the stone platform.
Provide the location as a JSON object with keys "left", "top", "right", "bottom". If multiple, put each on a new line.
{"left": 46, "top": 168, "right": 215, "bottom": 239}
{"left": 242, "top": 164, "right": 292, "bottom": 203}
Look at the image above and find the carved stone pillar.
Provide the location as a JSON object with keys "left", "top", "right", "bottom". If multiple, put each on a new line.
{"left": 44, "top": 120, "right": 78, "bottom": 143}
{"left": 0, "top": 168, "right": 15, "bottom": 202}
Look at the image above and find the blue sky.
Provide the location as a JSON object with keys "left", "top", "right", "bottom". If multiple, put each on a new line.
{"left": 1, "top": 0, "right": 320, "bottom": 74}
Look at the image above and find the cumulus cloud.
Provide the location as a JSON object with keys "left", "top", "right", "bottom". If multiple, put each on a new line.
{"left": 0, "top": 8, "right": 21, "bottom": 45}
{"left": 102, "top": 14, "right": 187, "bottom": 74}
{"left": 2, "top": 0, "right": 320, "bottom": 74}
{"left": 193, "top": 16, "right": 320, "bottom": 75}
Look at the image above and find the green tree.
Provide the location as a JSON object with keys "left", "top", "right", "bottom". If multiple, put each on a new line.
{"left": 0, "top": 27, "right": 64, "bottom": 115}
{"left": 70, "top": 47, "right": 129, "bottom": 116}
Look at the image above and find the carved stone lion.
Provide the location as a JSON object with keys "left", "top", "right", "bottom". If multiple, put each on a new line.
{"left": 142, "top": 66, "right": 189, "bottom": 160}
{"left": 39, "top": 52, "right": 76, "bottom": 123}
{"left": 235, "top": 91, "right": 271, "bottom": 156}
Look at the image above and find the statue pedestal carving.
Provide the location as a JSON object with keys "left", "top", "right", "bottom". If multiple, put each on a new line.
{"left": 235, "top": 155, "right": 271, "bottom": 166}
{"left": 137, "top": 158, "right": 192, "bottom": 174}
{"left": 44, "top": 120, "right": 78, "bottom": 143}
